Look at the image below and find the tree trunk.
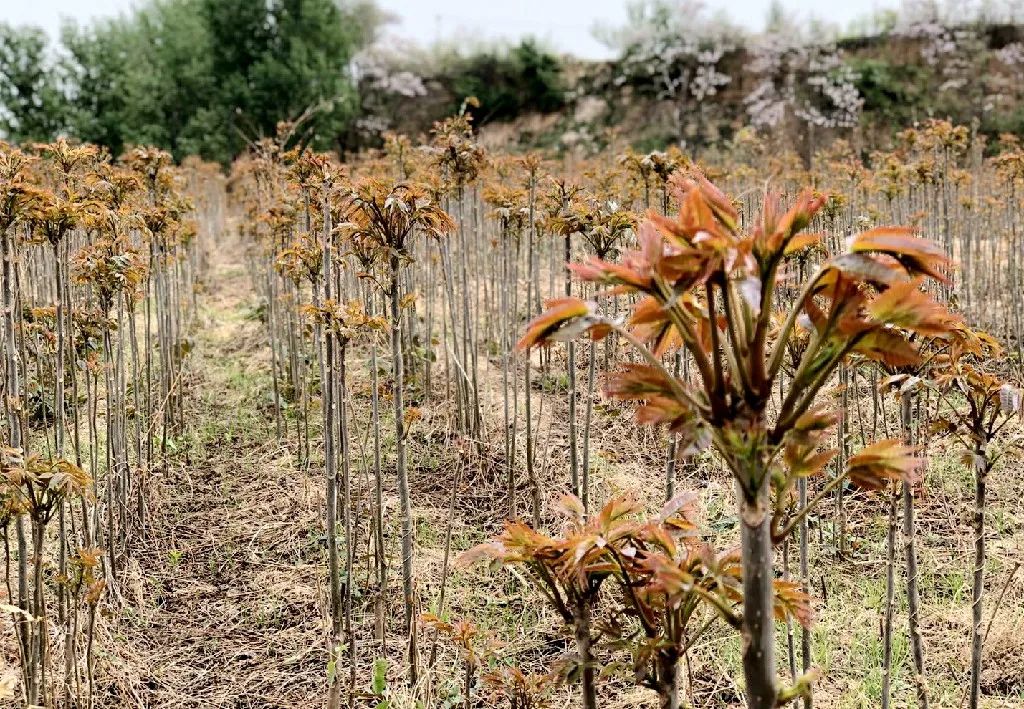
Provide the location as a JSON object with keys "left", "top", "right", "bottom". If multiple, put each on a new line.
{"left": 581, "top": 340, "right": 596, "bottom": 512}
{"left": 565, "top": 235, "right": 579, "bottom": 499}
{"left": 740, "top": 483, "right": 778, "bottom": 709}
{"left": 798, "top": 476, "right": 812, "bottom": 709}
{"left": 574, "top": 601, "right": 598, "bottom": 709}
{"left": 880, "top": 485, "right": 899, "bottom": 709}
{"left": 391, "top": 257, "right": 417, "bottom": 686}
{"left": 656, "top": 650, "right": 681, "bottom": 709}
{"left": 901, "top": 394, "right": 929, "bottom": 709}
{"left": 321, "top": 195, "right": 342, "bottom": 709}
{"left": 969, "top": 453, "right": 989, "bottom": 709}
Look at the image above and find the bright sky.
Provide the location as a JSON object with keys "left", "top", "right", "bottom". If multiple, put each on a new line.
{"left": 5, "top": 0, "right": 896, "bottom": 58}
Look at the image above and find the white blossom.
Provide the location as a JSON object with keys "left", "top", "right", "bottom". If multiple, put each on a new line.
{"left": 995, "top": 42, "right": 1024, "bottom": 66}
{"left": 351, "top": 37, "right": 428, "bottom": 139}
{"left": 743, "top": 34, "right": 862, "bottom": 130}
{"left": 895, "top": 3, "right": 984, "bottom": 91}
{"left": 608, "top": 1, "right": 739, "bottom": 132}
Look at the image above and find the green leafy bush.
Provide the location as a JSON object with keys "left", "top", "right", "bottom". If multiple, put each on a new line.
{"left": 447, "top": 39, "right": 565, "bottom": 125}
{"left": 850, "top": 58, "right": 923, "bottom": 126}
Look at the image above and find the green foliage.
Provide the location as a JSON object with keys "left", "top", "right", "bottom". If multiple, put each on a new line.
{"left": 850, "top": 58, "right": 923, "bottom": 127}
{"left": 199, "top": 0, "right": 362, "bottom": 160}
{"left": 0, "top": 23, "right": 67, "bottom": 143}
{"left": 2, "top": 0, "right": 371, "bottom": 163}
{"left": 629, "top": 131, "right": 677, "bottom": 154}
{"left": 371, "top": 657, "right": 389, "bottom": 708}
{"left": 981, "top": 105, "right": 1024, "bottom": 146}
{"left": 60, "top": 2, "right": 219, "bottom": 158}
{"left": 447, "top": 39, "right": 565, "bottom": 125}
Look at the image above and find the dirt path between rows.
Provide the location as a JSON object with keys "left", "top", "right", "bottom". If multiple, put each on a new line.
{"left": 104, "top": 229, "right": 328, "bottom": 708}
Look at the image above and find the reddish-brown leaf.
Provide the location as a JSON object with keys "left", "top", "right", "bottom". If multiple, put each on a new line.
{"left": 456, "top": 541, "right": 507, "bottom": 568}
{"left": 845, "top": 439, "right": 923, "bottom": 490}
{"left": 605, "top": 364, "right": 677, "bottom": 400}
{"left": 773, "top": 580, "right": 814, "bottom": 628}
{"left": 867, "top": 279, "right": 960, "bottom": 336}
{"left": 849, "top": 227, "right": 951, "bottom": 283}
{"left": 852, "top": 329, "right": 922, "bottom": 369}
{"left": 517, "top": 297, "right": 595, "bottom": 350}
{"left": 784, "top": 231, "right": 824, "bottom": 255}
{"left": 826, "top": 253, "right": 907, "bottom": 288}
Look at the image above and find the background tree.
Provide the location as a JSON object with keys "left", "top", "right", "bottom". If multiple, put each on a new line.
{"left": 3, "top": 0, "right": 375, "bottom": 163}
{"left": 200, "top": 0, "right": 363, "bottom": 158}
{"left": 598, "top": 1, "right": 741, "bottom": 146}
{"left": 447, "top": 39, "right": 565, "bottom": 126}
{"left": 61, "top": 3, "right": 219, "bottom": 159}
{"left": 0, "top": 24, "right": 67, "bottom": 143}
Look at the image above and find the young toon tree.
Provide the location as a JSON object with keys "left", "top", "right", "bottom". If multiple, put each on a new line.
{"left": 517, "top": 171, "right": 958, "bottom": 708}
{"left": 303, "top": 297, "right": 386, "bottom": 706}
{"left": 2, "top": 450, "right": 91, "bottom": 707}
{"left": 460, "top": 491, "right": 815, "bottom": 709}
{"left": 926, "top": 328, "right": 1022, "bottom": 709}
{"left": 340, "top": 178, "right": 455, "bottom": 685}
{"left": 549, "top": 192, "right": 637, "bottom": 512}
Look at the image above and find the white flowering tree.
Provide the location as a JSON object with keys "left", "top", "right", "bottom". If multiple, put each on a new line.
{"left": 892, "top": 0, "right": 1024, "bottom": 120}
{"left": 894, "top": 2, "right": 985, "bottom": 94}
{"left": 600, "top": 0, "right": 742, "bottom": 145}
{"left": 351, "top": 39, "right": 428, "bottom": 144}
{"left": 743, "top": 32, "right": 863, "bottom": 158}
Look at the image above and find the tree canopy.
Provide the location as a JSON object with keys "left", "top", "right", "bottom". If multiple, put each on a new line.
{"left": 1, "top": 0, "right": 369, "bottom": 163}
{"left": 0, "top": 24, "right": 65, "bottom": 143}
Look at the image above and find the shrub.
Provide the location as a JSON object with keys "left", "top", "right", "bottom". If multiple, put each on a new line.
{"left": 447, "top": 39, "right": 565, "bottom": 125}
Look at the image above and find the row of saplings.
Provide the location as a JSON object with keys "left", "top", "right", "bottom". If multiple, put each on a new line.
{"left": 453, "top": 173, "right": 1021, "bottom": 709}
{"left": 0, "top": 140, "right": 203, "bottom": 707}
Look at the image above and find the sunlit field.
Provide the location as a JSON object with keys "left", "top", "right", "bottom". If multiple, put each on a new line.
{"left": 1, "top": 2, "right": 1023, "bottom": 708}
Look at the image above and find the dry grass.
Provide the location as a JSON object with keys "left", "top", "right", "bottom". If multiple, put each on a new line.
{"left": 89, "top": 234, "right": 328, "bottom": 707}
